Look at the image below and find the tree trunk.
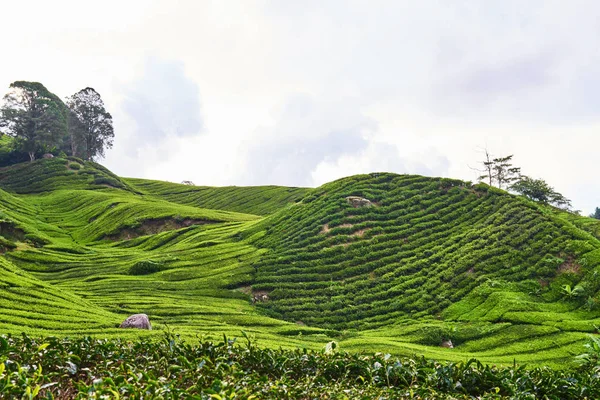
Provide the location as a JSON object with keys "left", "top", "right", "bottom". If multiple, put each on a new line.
{"left": 70, "top": 131, "right": 77, "bottom": 157}
{"left": 28, "top": 151, "right": 35, "bottom": 162}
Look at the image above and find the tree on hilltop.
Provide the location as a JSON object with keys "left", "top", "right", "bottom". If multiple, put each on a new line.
{"left": 473, "top": 149, "right": 574, "bottom": 211}
{"left": 475, "top": 148, "right": 494, "bottom": 186}
{"left": 590, "top": 207, "right": 600, "bottom": 220}
{"left": 491, "top": 155, "right": 521, "bottom": 189}
{"left": 510, "top": 176, "right": 572, "bottom": 210}
{"left": 67, "top": 87, "right": 114, "bottom": 161}
{"left": 0, "top": 81, "right": 68, "bottom": 161}
{"left": 474, "top": 149, "right": 521, "bottom": 189}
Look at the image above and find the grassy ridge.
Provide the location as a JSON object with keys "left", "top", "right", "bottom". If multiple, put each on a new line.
{"left": 22, "top": 189, "right": 259, "bottom": 243}
{"left": 0, "top": 160, "right": 599, "bottom": 368}
{"left": 126, "top": 178, "right": 309, "bottom": 215}
{"left": 0, "top": 157, "right": 137, "bottom": 194}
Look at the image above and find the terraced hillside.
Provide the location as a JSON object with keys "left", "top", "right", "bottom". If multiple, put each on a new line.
{"left": 0, "top": 158, "right": 331, "bottom": 349}
{"left": 250, "top": 174, "right": 600, "bottom": 327}
{"left": 126, "top": 178, "right": 309, "bottom": 215}
{"left": 246, "top": 173, "right": 600, "bottom": 365}
{"left": 1, "top": 158, "right": 600, "bottom": 367}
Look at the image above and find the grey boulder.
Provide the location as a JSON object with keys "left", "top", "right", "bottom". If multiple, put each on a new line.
{"left": 119, "top": 313, "right": 152, "bottom": 330}
{"left": 345, "top": 196, "right": 373, "bottom": 208}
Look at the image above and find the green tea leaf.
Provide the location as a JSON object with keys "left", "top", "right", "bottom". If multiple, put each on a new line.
{"left": 37, "top": 343, "right": 50, "bottom": 351}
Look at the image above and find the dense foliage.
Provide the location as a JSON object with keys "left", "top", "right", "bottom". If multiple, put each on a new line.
{"left": 0, "top": 82, "right": 113, "bottom": 163}
{"left": 66, "top": 87, "right": 114, "bottom": 161}
{"left": 476, "top": 152, "right": 520, "bottom": 189}
{"left": 0, "top": 81, "right": 68, "bottom": 161}
{"left": 249, "top": 173, "right": 598, "bottom": 330}
{"left": 2, "top": 333, "right": 600, "bottom": 399}
{"left": 510, "top": 176, "right": 572, "bottom": 210}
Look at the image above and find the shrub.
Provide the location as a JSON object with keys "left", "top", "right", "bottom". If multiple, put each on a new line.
{"left": 129, "top": 260, "right": 165, "bottom": 275}
{"left": 93, "top": 176, "right": 123, "bottom": 188}
{"left": 4, "top": 333, "right": 600, "bottom": 399}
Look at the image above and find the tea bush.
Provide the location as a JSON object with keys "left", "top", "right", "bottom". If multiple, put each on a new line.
{"left": 2, "top": 333, "right": 600, "bottom": 399}
{"left": 129, "top": 260, "right": 165, "bottom": 275}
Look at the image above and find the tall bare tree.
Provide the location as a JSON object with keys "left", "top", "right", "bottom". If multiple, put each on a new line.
{"left": 476, "top": 148, "right": 494, "bottom": 186}
{"left": 474, "top": 149, "right": 521, "bottom": 189}
{"left": 491, "top": 155, "right": 521, "bottom": 189}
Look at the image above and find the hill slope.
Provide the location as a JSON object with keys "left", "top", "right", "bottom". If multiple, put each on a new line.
{"left": 126, "top": 178, "right": 309, "bottom": 216}
{"left": 1, "top": 159, "right": 600, "bottom": 367}
{"left": 250, "top": 173, "right": 600, "bottom": 331}
{"left": 0, "top": 158, "right": 329, "bottom": 348}
{"left": 0, "top": 255, "right": 120, "bottom": 334}
{"left": 0, "top": 156, "right": 137, "bottom": 194}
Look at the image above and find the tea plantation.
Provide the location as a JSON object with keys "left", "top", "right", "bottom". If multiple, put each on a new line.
{"left": 1, "top": 157, "right": 600, "bottom": 398}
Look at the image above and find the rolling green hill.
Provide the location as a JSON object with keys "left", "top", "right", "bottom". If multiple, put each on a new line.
{"left": 250, "top": 174, "right": 600, "bottom": 328}
{"left": 1, "top": 158, "right": 599, "bottom": 368}
{"left": 126, "top": 177, "right": 309, "bottom": 215}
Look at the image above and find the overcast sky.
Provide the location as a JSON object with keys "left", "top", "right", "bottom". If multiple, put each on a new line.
{"left": 0, "top": 1, "right": 598, "bottom": 213}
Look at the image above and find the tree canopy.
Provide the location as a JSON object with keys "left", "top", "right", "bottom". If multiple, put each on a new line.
{"left": 510, "top": 176, "right": 572, "bottom": 210}
{"left": 0, "top": 81, "right": 68, "bottom": 161}
{"left": 0, "top": 82, "right": 114, "bottom": 163}
{"left": 475, "top": 150, "right": 521, "bottom": 189}
{"left": 475, "top": 150, "right": 573, "bottom": 211}
{"left": 66, "top": 87, "right": 114, "bottom": 161}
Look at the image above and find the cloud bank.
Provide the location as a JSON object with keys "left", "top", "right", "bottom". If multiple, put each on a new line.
{"left": 1, "top": 1, "right": 598, "bottom": 212}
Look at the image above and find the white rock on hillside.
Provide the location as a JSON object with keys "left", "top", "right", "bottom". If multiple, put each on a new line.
{"left": 119, "top": 313, "right": 152, "bottom": 330}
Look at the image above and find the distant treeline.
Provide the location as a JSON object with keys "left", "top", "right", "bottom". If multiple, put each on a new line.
{"left": 0, "top": 81, "right": 114, "bottom": 166}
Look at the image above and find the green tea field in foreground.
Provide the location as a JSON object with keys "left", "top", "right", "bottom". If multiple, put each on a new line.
{"left": 1, "top": 157, "right": 600, "bottom": 370}
{"left": 4, "top": 333, "right": 600, "bottom": 399}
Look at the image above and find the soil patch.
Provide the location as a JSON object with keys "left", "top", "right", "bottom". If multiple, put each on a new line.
{"left": 104, "top": 218, "right": 218, "bottom": 241}
{"left": 0, "top": 222, "right": 26, "bottom": 242}
{"left": 557, "top": 256, "right": 582, "bottom": 275}
{"left": 331, "top": 242, "right": 350, "bottom": 249}
{"left": 351, "top": 229, "right": 368, "bottom": 238}
{"left": 237, "top": 286, "right": 253, "bottom": 295}
{"left": 322, "top": 223, "right": 368, "bottom": 238}
{"left": 251, "top": 290, "right": 271, "bottom": 303}
{"left": 236, "top": 286, "right": 272, "bottom": 303}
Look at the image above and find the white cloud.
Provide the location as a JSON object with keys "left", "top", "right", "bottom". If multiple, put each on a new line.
{"left": 234, "top": 94, "right": 375, "bottom": 187}
{"left": 103, "top": 56, "right": 203, "bottom": 177}
{"left": 0, "top": 0, "right": 598, "bottom": 212}
{"left": 311, "top": 141, "right": 450, "bottom": 186}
